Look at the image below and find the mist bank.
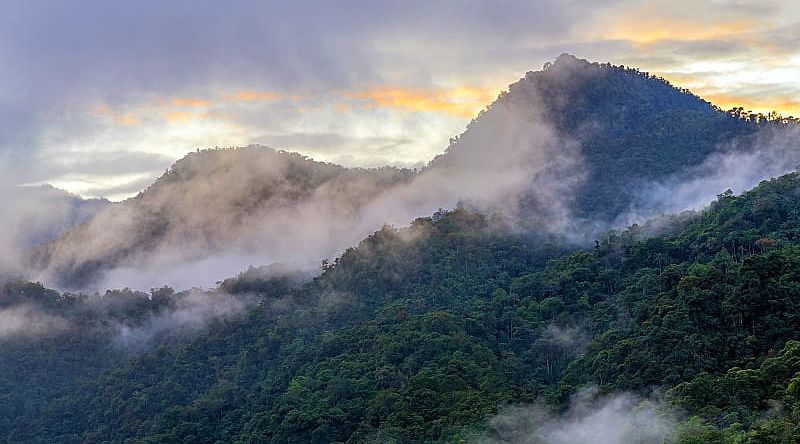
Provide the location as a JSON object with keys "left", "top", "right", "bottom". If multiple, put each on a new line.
{"left": 0, "top": 304, "right": 71, "bottom": 340}
{"left": 0, "top": 184, "right": 108, "bottom": 279}
{"left": 15, "top": 56, "right": 590, "bottom": 291}
{"left": 476, "top": 388, "right": 675, "bottom": 444}
{"left": 0, "top": 279, "right": 269, "bottom": 350}
{"left": 620, "top": 123, "right": 800, "bottom": 226}
{"left": 112, "top": 290, "right": 256, "bottom": 349}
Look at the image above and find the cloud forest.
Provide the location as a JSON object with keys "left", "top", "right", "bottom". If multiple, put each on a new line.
{"left": 2, "top": 2, "right": 800, "bottom": 443}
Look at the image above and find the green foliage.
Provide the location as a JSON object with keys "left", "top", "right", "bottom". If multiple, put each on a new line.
{"left": 2, "top": 170, "right": 800, "bottom": 442}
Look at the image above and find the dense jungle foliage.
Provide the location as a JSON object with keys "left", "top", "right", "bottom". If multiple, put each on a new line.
{"left": 2, "top": 170, "right": 800, "bottom": 442}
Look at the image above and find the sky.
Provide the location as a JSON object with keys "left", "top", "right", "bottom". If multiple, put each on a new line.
{"left": 1, "top": 0, "right": 798, "bottom": 201}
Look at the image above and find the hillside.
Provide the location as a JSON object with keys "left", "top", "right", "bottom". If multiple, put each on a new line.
{"left": 2, "top": 169, "right": 800, "bottom": 442}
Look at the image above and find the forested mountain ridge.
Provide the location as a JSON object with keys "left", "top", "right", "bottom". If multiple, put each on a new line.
{"left": 31, "top": 54, "right": 798, "bottom": 291}
{"left": 2, "top": 169, "right": 800, "bottom": 442}
{"left": 433, "top": 53, "right": 773, "bottom": 220}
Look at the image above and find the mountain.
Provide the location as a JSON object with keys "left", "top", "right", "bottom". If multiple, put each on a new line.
{"left": 435, "top": 53, "right": 761, "bottom": 220}
{"left": 33, "top": 55, "right": 795, "bottom": 290}
{"left": 1, "top": 169, "right": 800, "bottom": 442}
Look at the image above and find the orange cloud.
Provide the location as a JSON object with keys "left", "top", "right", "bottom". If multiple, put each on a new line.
{"left": 342, "top": 86, "right": 497, "bottom": 118}
{"left": 163, "top": 111, "right": 208, "bottom": 123}
{"left": 232, "top": 91, "right": 282, "bottom": 102}
{"left": 644, "top": 21, "right": 746, "bottom": 44}
{"left": 89, "top": 103, "right": 112, "bottom": 116}
{"left": 114, "top": 114, "right": 140, "bottom": 125}
{"left": 657, "top": 71, "right": 706, "bottom": 86}
{"left": 87, "top": 103, "right": 140, "bottom": 125}
{"left": 703, "top": 93, "right": 800, "bottom": 118}
{"left": 591, "top": 0, "right": 760, "bottom": 46}
{"left": 172, "top": 97, "right": 211, "bottom": 108}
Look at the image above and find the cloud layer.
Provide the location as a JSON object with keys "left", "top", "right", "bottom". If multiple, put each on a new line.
{"left": 0, "top": 184, "right": 108, "bottom": 278}
{"left": 2, "top": 0, "right": 798, "bottom": 199}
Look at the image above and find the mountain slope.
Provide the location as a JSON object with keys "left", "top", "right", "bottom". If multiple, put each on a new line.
{"left": 2, "top": 169, "right": 800, "bottom": 442}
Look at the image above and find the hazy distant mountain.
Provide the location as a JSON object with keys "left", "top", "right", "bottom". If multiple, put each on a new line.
{"left": 34, "top": 55, "right": 798, "bottom": 289}
{"left": 33, "top": 148, "right": 415, "bottom": 288}
{"left": 0, "top": 185, "right": 108, "bottom": 279}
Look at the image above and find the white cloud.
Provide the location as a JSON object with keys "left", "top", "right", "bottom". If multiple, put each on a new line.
{"left": 0, "top": 305, "right": 70, "bottom": 340}
{"left": 476, "top": 388, "right": 676, "bottom": 444}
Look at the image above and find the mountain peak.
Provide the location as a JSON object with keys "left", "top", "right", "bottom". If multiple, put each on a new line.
{"left": 544, "top": 52, "right": 587, "bottom": 70}
{"left": 441, "top": 54, "right": 760, "bottom": 220}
